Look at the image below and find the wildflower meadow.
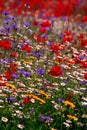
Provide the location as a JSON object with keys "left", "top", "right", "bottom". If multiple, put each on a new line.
{"left": 0, "top": 0, "right": 87, "bottom": 130}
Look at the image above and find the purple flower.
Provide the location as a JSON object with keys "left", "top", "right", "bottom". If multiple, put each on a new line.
{"left": 35, "top": 52, "right": 42, "bottom": 58}
{"left": 5, "top": 25, "right": 12, "bottom": 31}
{"left": 7, "top": 97, "right": 16, "bottom": 102}
{"left": 41, "top": 33, "right": 48, "bottom": 38}
{"left": 36, "top": 67, "right": 45, "bottom": 76}
{"left": 40, "top": 85, "right": 46, "bottom": 90}
{"left": 45, "top": 116, "right": 51, "bottom": 121}
{"left": 12, "top": 24, "right": 19, "bottom": 31}
{"left": 24, "top": 72, "right": 31, "bottom": 77}
{"left": 29, "top": 52, "right": 35, "bottom": 56}
{"left": 9, "top": 16, "right": 15, "bottom": 21}
{"left": 59, "top": 34, "right": 64, "bottom": 38}
{"left": 12, "top": 74, "right": 19, "bottom": 79}
{"left": 58, "top": 98, "right": 64, "bottom": 102}
{"left": 6, "top": 59, "right": 13, "bottom": 63}
{"left": 48, "top": 42, "right": 52, "bottom": 47}
{"left": 78, "top": 55, "right": 84, "bottom": 60}
{"left": 40, "top": 115, "right": 45, "bottom": 122}
{"left": 18, "top": 70, "right": 24, "bottom": 75}
{"left": 3, "top": 11, "right": 10, "bottom": 15}
{"left": 18, "top": 70, "right": 31, "bottom": 77}
{"left": 4, "top": 19, "right": 10, "bottom": 24}
{"left": 62, "top": 16, "right": 67, "bottom": 21}
{"left": 24, "top": 22, "right": 30, "bottom": 27}
{"left": 80, "top": 80, "right": 87, "bottom": 85}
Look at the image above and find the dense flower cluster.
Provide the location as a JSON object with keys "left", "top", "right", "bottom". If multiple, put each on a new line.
{"left": 0, "top": 1, "right": 87, "bottom": 130}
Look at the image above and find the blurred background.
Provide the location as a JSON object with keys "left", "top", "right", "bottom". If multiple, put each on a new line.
{"left": 0, "top": 0, "right": 87, "bottom": 17}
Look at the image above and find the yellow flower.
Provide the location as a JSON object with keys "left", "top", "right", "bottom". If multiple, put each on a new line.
{"left": 54, "top": 61, "right": 59, "bottom": 65}
{"left": 6, "top": 83, "right": 16, "bottom": 89}
{"left": 67, "top": 115, "right": 78, "bottom": 121}
{"left": 61, "top": 107, "right": 65, "bottom": 112}
{"left": 63, "top": 100, "right": 75, "bottom": 109}
{"left": 25, "top": 94, "right": 46, "bottom": 104}
{"left": 29, "top": 56, "right": 37, "bottom": 60}
{"left": 21, "top": 59, "right": 32, "bottom": 65}
{"left": 40, "top": 90, "right": 50, "bottom": 99}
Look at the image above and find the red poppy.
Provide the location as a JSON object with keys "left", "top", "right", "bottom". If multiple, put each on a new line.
{"left": 33, "top": 21, "right": 38, "bottom": 26}
{"left": 81, "top": 61, "right": 87, "bottom": 68}
{"left": 10, "top": 63, "right": 17, "bottom": 68}
{"left": 23, "top": 97, "right": 29, "bottom": 104}
{"left": 10, "top": 52, "right": 18, "bottom": 58}
{"left": 39, "top": 27, "right": 47, "bottom": 33}
{"left": 64, "top": 30, "right": 71, "bottom": 36}
{"left": 22, "top": 45, "right": 31, "bottom": 53}
{"left": 40, "top": 21, "right": 51, "bottom": 27}
{"left": 0, "top": 40, "right": 11, "bottom": 50}
{"left": 82, "top": 16, "right": 87, "bottom": 22}
{"left": 51, "top": 43, "right": 60, "bottom": 54}
{"left": 63, "top": 36, "right": 72, "bottom": 43}
{"left": 84, "top": 73, "right": 87, "bottom": 80}
{"left": 9, "top": 68, "right": 16, "bottom": 74}
{"left": 4, "top": 71, "right": 12, "bottom": 80}
{"left": 49, "top": 66, "right": 62, "bottom": 77}
{"left": 23, "top": 97, "right": 32, "bottom": 104}
{"left": 78, "top": 33, "right": 85, "bottom": 39}
{"left": 81, "top": 39, "right": 87, "bottom": 46}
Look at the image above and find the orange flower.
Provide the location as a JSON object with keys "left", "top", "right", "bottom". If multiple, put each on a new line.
{"left": 25, "top": 94, "right": 46, "bottom": 104}
{"left": 67, "top": 115, "right": 78, "bottom": 121}
{"left": 63, "top": 100, "right": 75, "bottom": 109}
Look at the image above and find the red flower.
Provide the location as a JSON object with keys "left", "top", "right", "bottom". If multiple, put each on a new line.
{"left": 22, "top": 45, "right": 31, "bottom": 53}
{"left": 39, "top": 27, "right": 47, "bottom": 33}
{"left": 63, "top": 36, "right": 72, "bottom": 43}
{"left": 51, "top": 43, "right": 59, "bottom": 54}
{"left": 49, "top": 66, "right": 62, "bottom": 77}
{"left": 33, "top": 21, "right": 38, "bottom": 26}
{"left": 84, "top": 73, "right": 87, "bottom": 80}
{"left": 0, "top": 40, "right": 11, "bottom": 50}
{"left": 8, "top": 63, "right": 18, "bottom": 74}
{"left": 82, "top": 16, "right": 87, "bottom": 22}
{"left": 23, "top": 97, "right": 32, "bottom": 104}
{"left": 10, "top": 63, "right": 17, "bottom": 68}
{"left": 4, "top": 71, "right": 12, "bottom": 80}
{"left": 0, "top": 83, "right": 6, "bottom": 86}
{"left": 40, "top": 21, "right": 51, "bottom": 27}
{"left": 56, "top": 56, "right": 63, "bottom": 62}
{"left": 10, "top": 51, "right": 18, "bottom": 58}
{"left": 78, "top": 33, "right": 85, "bottom": 39}
{"left": 81, "top": 39, "right": 87, "bottom": 46}
{"left": 0, "top": 41, "right": 3, "bottom": 48}
{"left": 9, "top": 68, "right": 16, "bottom": 74}
{"left": 81, "top": 61, "right": 87, "bottom": 68}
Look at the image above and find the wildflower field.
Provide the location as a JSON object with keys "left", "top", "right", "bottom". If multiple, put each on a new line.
{"left": 0, "top": 0, "right": 87, "bottom": 130}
